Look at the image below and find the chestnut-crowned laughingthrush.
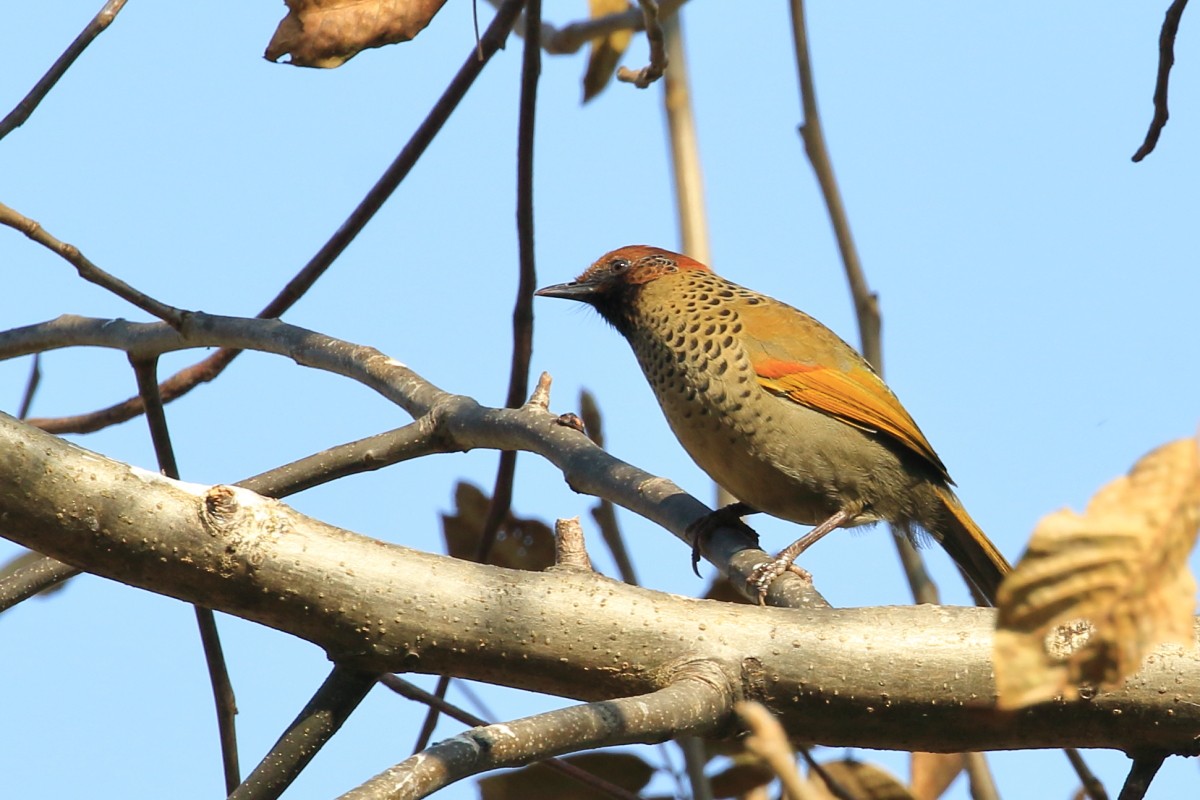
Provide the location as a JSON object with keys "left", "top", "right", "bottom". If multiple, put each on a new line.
{"left": 537, "top": 245, "right": 1010, "bottom": 603}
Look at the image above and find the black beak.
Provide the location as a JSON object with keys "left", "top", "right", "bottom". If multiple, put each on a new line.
{"left": 534, "top": 281, "right": 600, "bottom": 302}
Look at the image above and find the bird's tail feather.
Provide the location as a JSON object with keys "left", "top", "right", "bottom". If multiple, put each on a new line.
{"left": 931, "top": 485, "right": 1011, "bottom": 605}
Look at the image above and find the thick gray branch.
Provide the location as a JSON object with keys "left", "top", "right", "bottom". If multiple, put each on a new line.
{"left": 2, "top": 411, "right": 1200, "bottom": 754}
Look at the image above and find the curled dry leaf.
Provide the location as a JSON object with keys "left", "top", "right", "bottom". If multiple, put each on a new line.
{"left": 582, "top": 0, "right": 634, "bottom": 102}
{"left": 266, "top": 0, "right": 449, "bottom": 68}
{"left": 995, "top": 437, "right": 1200, "bottom": 709}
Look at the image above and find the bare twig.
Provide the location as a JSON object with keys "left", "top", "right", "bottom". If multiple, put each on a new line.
{"left": 229, "top": 666, "right": 378, "bottom": 800}
{"left": 1117, "top": 754, "right": 1165, "bottom": 800}
{"left": 342, "top": 664, "right": 731, "bottom": 799}
{"left": 380, "top": 675, "right": 643, "bottom": 800}
{"left": 963, "top": 751, "right": 1000, "bottom": 800}
{"left": 240, "top": 420, "right": 456, "bottom": 499}
{"left": 476, "top": 0, "right": 542, "bottom": 567}
{"left": 410, "top": 0, "right": 546, "bottom": 757}
{"left": 1067, "top": 747, "right": 1111, "bottom": 800}
{"left": 0, "top": 555, "right": 80, "bottom": 613}
{"left": 0, "top": 203, "right": 185, "bottom": 326}
{"left": 786, "top": 0, "right": 876, "bottom": 362}
{"left": 494, "top": 0, "right": 685, "bottom": 55}
{"left": 661, "top": 11, "right": 709, "bottom": 265}
{"left": 678, "top": 737, "right": 714, "bottom": 800}
{"left": 17, "top": 355, "right": 41, "bottom": 419}
{"left": 21, "top": 0, "right": 529, "bottom": 436}
{"left": 0, "top": 0, "right": 129, "bottom": 140}
{"left": 1132, "top": 0, "right": 1190, "bottom": 162}
{"left": 579, "top": 390, "right": 638, "bottom": 584}
{"left": 617, "top": 1, "right": 668, "bottom": 88}
{"left": 130, "top": 355, "right": 240, "bottom": 793}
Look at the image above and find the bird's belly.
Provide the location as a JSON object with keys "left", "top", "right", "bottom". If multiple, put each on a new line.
{"left": 653, "top": 378, "right": 878, "bottom": 526}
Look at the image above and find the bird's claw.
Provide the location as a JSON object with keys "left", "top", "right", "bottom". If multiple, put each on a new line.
{"left": 749, "top": 558, "right": 813, "bottom": 605}
{"left": 685, "top": 502, "right": 759, "bottom": 578}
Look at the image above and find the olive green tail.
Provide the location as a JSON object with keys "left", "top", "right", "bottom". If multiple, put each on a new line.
{"left": 932, "top": 486, "right": 1012, "bottom": 606}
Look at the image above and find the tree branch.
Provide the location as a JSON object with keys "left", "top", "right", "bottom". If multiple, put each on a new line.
{"left": 1132, "top": 0, "right": 1190, "bottom": 162}
{"left": 3, "top": 410, "right": 1200, "bottom": 754}
{"left": 340, "top": 663, "right": 732, "bottom": 799}
{"left": 0, "top": 0, "right": 129, "bottom": 141}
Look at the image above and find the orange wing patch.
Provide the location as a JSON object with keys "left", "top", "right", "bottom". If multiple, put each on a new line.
{"left": 756, "top": 360, "right": 950, "bottom": 481}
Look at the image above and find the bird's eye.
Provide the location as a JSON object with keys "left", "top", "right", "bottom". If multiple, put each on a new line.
{"left": 609, "top": 258, "right": 631, "bottom": 273}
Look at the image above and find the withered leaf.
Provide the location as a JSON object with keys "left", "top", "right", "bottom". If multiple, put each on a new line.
{"left": 807, "top": 758, "right": 915, "bottom": 800}
{"left": 478, "top": 752, "right": 654, "bottom": 800}
{"left": 582, "top": 0, "right": 634, "bottom": 102}
{"left": 995, "top": 437, "right": 1200, "bottom": 709}
{"left": 441, "top": 481, "right": 555, "bottom": 571}
{"left": 909, "top": 752, "right": 964, "bottom": 800}
{"left": 266, "top": 0, "right": 449, "bottom": 68}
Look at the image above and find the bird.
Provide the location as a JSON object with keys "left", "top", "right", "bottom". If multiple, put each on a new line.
{"left": 536, "top": 244, "right": 1011, "bottom": 604}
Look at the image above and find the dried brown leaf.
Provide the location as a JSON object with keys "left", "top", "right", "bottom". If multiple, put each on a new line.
{"left": 441, "top": 482, "right": 556, "bottom": 571}
{"left": 806, "top": 758, "right": 915, "bottom": 800}
{"left": 478, "top": 752, "right": 654, "bottom": 800}
{"left": 995, "top": 437, "right": 1200, "bottom": 709}
{"left": 908, "top": 752, "right": 963, "bottom": 800}
{"left": 582, "top": 0, "right": 634, "bottom": 102}
{"left": 266, "top": 0, "right": 449, "bottom": 68}
{"left": 707, "top": 756, "right": 776, "bottom": 798}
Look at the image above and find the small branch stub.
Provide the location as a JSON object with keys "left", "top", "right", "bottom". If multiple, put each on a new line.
{"left": 527, "top": 371, "right": 553, "bottom": 409}
{"left": 554, "top": 517, "right": 594, "bottom": 570}
{"left": 204, "top": 485, "right": 241, "bottom": 527}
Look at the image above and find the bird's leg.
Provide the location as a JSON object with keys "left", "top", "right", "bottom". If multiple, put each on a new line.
{"left": 750, "top": 508, "right": 855, "bottom": 603}
{"left": 686, "top": 501, "right": 760, "bottom": 576}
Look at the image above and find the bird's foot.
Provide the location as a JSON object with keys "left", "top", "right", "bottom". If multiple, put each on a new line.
{"left": 685, "top": 501, "right": 759, "bottom": 577}
{"left": 748, "top": 508, "right": 854, "bottom": 603}
{"left": 748, "top": 558, "right": 813, "bottom": 605}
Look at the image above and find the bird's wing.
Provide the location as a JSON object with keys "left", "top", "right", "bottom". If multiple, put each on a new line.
{"left": 741, "top": 302, "right": 950, "bottom": 480}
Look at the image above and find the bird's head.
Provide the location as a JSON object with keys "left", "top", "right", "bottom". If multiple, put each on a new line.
{"left": 536, "top": 245, "right": 710, "bottom": 329}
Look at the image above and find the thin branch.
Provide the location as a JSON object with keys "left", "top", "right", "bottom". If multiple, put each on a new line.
{"left": 616, "top": 1, "right": 668, "bottom": 89}
{"left": 412, "top": 674, "right": 452, "bottom": 755}
{"left": 239, "top": 420, "right": 456, "bottom": 499}
{"left": 579, "top": 390, "right": 638, "bottom": 585}
{"left": 380, "top": 675, "right": 643, "bottom": 800}
{"left": 340, "top": 664, "right": 732, "bottom": 800}
{"left": 195, "top": 607, "right": 241, "bottom": 793}
{"left": 21, "top": 0, "right": 529, "bottom": 436}
{"left": 493, "top": 0, "right": 685, "bottom": 55}
{"left": 786, "top": 0, "right": 877, "bottom": 363}
{"left": 229, "top": 666, "right": 379, "bottom": 800}
{"left": 1067, "top": 747, "right": 1111, "bottom": 800}
{"left": 1117, "top": 754, "right": 1165, "bottom": 800}
{"left": 0, "top": 202, "right": 185, "bottom": 325}
{"left": 678, "top": 737, "right": 714, "bottom": 800}
{"left": 0, "top": 0, "right": 129, "bottom": 141}
{"left": 17, "top": 354, "right": 41, "bottom": 419}
{"left": 0, "top": 554, "right": 80, "bottom": 613}
{"left": 476, "top": 0, "right": 542, "bottom": 566}
{"left": 414, "top": 1, "right": 546, "bottom": 753}
{"left": 963, "top": 751, "right": 1000, "bottom": 800}
{"left": 661, "top": 12, "right": 710, "bottom": 265}
{"left": 1132, "top": 0, "right": 1190, "bottom": 162}
{"left": 130, "top": 355, "right": 240, "bottom": 793}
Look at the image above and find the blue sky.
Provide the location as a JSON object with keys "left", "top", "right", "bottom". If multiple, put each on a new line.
{"left": 2, "top": 3, "right": 1198, "bottom": 798}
